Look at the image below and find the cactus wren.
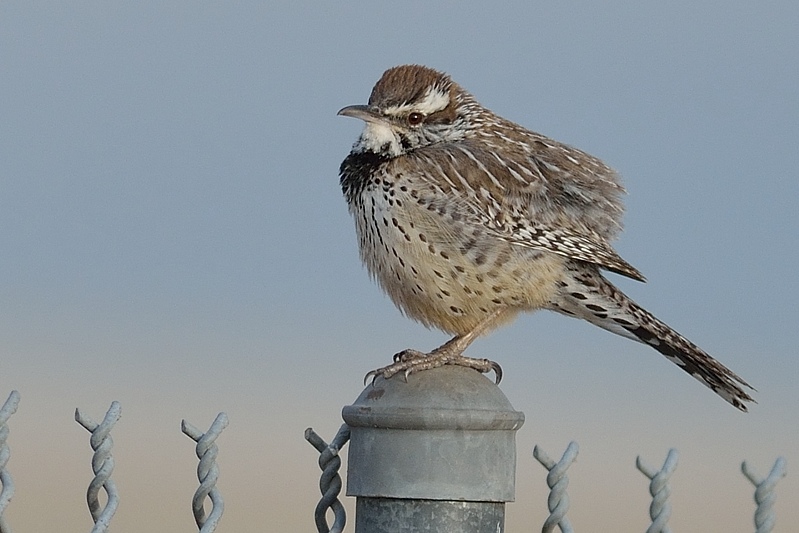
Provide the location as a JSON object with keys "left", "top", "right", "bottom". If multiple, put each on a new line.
{"left": 338, "top": 65, "right": 754, "bottom": 411}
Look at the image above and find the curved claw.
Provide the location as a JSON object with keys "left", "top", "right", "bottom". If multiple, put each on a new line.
{"left": 394, "top": 349, "right": 427, "bottom": 363}
{"left": 363, "top": 369, "right": 380, "bottom": 386}
{"left": 489, "top": 360, "right": 503, "bottom": 384}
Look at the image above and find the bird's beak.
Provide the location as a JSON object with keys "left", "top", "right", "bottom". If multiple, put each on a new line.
{"left": 337, "top": 104, "right": 385, "bottom": 124}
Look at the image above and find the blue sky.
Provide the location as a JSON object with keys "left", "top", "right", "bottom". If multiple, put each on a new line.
{"left": 1, "top": 2, "right": 797, "bottom": 531}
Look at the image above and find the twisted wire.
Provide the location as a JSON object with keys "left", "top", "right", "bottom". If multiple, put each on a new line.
{"left": 305, "top": 425, "right": 350, "bottom": 533}
{"left": 0, "top": 391, "right": 21, "bottom": 533}
{"left": 75, "top": 401, "right": 122, "bottom": 533}
{"left": 741, "top": 457, "right": 787, "bottom": 533}
{"left": 181, "top": 412, "right": 229, "bottom": 533}
{"left": 636, "top": 449, "right": 678, "bottom": 533}
{"left": 533, "top": 441, "right": 579, "bottom": 533}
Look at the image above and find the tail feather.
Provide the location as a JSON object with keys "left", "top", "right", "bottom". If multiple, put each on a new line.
{"left": 549, "top": 265, "right": 755, "bottom": 411}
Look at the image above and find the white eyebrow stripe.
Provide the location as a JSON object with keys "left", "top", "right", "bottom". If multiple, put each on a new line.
{"left": 414, "top": 87, "right": 450, "bottom": 114}
{"left": 383, "top": 87, "right": 450, "bottom": 117}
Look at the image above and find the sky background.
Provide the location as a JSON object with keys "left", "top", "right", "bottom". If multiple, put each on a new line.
{"left": 1, "top": 1, "right": 798, "bottom": 531}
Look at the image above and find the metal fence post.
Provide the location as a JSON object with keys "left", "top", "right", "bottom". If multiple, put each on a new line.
{"left": 342, "top": 365, "right": 525, "bottom": 532}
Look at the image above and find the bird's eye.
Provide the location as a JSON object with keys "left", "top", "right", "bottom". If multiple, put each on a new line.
{"left": 407, "top": 112, "right": 424, "bottom": 125}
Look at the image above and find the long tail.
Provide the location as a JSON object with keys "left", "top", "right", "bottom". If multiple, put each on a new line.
{"left": 548, "top": 264, "right": 755, "bottom": 411}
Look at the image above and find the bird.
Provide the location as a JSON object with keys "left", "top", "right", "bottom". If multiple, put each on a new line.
{"left": 337, "top": 64, "right": 754, "bottom": 411}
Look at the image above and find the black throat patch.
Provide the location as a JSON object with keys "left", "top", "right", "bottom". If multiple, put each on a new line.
{"left": 340, "top": 150, "right": 390, "bottom": 204}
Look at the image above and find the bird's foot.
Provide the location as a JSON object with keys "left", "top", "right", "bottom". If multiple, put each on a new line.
{"left": 364, "top": 348, "right": 502, "bottom": 385}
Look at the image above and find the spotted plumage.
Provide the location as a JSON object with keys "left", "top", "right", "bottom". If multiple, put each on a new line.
{"left": 338, "top": 64, "right": 754, "bottom": 411}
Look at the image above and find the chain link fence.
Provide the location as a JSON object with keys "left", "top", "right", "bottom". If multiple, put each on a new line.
{"left": 305, "top": 427, "right": 787, "bottom": 533}
{"left": 0, "top": 391, "right": 226, "bottom": 533}
{"left": 0, "top": 389, "right": 788, "bottom": 532}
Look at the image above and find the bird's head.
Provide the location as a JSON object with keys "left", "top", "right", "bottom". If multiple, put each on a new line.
{"left": 338, "top": 65, "right": 478, "bottom": 158}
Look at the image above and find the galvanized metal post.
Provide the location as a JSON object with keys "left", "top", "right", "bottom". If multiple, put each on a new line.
{"left": 343, "top": 365, "right": 525, "bottom": 533}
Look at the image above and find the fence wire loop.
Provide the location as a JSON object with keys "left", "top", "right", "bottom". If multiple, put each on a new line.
{"left": 0, "top": 391, "right": 21, "bottom": 533}
{"left": 741, "top": 457, "right": 787, "bottom": 533}
{"left": 75, "top": 401, "right": 122, "bottom": 533}
{"left": 533, "top": 441, "right": 579, "bottom": 533}
{"left": 305, "top": 425, "right": 350, "bottom": 533}
{"left": 636, "top": 448, "right": 678, "bottom": 533}
{"left": 182, "top": 412, "right": 229, "bottom": 533}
